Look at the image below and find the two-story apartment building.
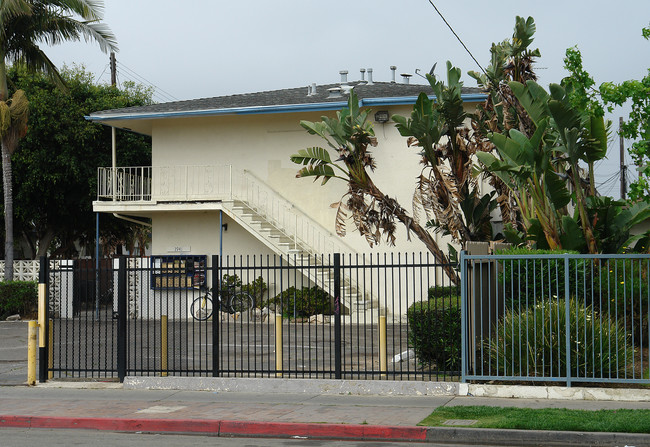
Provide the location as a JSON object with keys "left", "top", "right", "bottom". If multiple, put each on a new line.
{"left": 88, "top": 69, "right": 486, "bottom": 317}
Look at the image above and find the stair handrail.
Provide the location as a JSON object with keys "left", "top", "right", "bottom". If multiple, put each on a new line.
{"left": 231, "top": 169, "right": 357, "bottom": 255}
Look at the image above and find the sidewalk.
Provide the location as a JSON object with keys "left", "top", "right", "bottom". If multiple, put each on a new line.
{"left": 1, "top": 379, "right": 650, "bottom": 445}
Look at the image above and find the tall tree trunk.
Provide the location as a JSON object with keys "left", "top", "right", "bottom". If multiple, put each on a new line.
{"left": 395, "top": 211, "right": 461, "bottom": 285}
{"left": 2, "top": 140, "right": 13, "bottom": 280}
{"left": 365, "top": 183, "right": 461, "bottom": 285}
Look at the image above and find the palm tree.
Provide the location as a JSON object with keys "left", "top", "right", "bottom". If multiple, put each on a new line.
{"left": 0, "top": 0, "right": 117, "bottom": 279}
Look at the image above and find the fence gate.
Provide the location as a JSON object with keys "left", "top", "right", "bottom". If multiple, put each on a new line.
{"left": 44, "top": 253, "right": 461, "bottom": 382}
{"left": 47, "top": 258, "right": 119, "bottom": 379}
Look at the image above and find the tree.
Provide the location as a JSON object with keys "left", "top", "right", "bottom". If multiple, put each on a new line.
{"left": 564, "top": 26, "right": 650, "bottom": 202}
{"left": 6, "top": 65, "right": 152, "bottom": 259}
{"left": 0, "top": 0, "right": 116, "bottom": 279}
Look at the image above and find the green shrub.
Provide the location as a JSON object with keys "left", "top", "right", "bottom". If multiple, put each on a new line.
{"left": 494, "top": 248, "right": 594, "bottom": 307}
{"left": 487, "top": 298, "right": 634, "bottom": 378}
{"left": 407, "top": 295, "right": 461, "bottom": 372}
{"left": 601, "top": 259, "right": 649, "bottom": 345}
{"left": 428, "top": 285, "right": 459, "bottom": 300}
{"left": 240, "top": 276, "right": 268, "bottom": 306}
{"left": 0, "top": 281, "right": 38, "bottom": 319}
{"left": 221, "top": 274, "right": 268, "bottom": 307}
{"left": 270, "top": 286, "right": 331, "bottom": 317}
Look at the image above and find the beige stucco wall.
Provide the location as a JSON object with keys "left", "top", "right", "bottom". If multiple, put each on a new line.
{"left": 151, "top": 211, "right": 273, "bottom": 257}
{"left": 146, "top": 102, "right": 479, "bottom": 258}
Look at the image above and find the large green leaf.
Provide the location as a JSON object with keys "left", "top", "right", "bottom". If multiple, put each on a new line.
{"left": 543, "top": 170, "right": 571, "bottom": 209}
{"left": 290, "top": 147, "right": 333, "bottom": 166}
{"left": 560, "top": 216, "right": 586, "bottom": 251}
{"left": 585, "top": 115, "right": 608, "bottom": 162}
{"left": 296, "top": 165, "right": 336, "bottom": 185}
{"left": 508, "top": 81, "right": 549, "bottom": 126}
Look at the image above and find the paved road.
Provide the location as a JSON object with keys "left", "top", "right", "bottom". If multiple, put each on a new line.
{"left": 0, "top": 321, "right": 28, "bottom": 385}
{"left": 0, "top": 428, "right": 477, "bottom": 447}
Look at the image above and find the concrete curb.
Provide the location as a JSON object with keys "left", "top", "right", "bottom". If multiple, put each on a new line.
{"left": 3, "top": 415, "right": 649, "bottom": 446}
{"left": 122, "top": 376, "right": 650, "bottom": 402}
{"left": 0, "top": 415, "right": 429, "bottom": 442}
{"left": 467, "top": 383, "right": 650, "bottom": 402}
{"left": 123, "top": 376, "right": 461, "bottom": 396}
{"left": 424, "top": 426, "right": 650, "bottom": 446}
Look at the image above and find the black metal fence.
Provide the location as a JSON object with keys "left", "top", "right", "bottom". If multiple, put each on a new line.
{"left": 45, "top": 253, "right": 460, "bottom": 382}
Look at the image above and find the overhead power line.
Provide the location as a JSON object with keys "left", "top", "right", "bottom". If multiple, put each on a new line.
{"left": 427, "top": 0, "right": 488, "bottom": 77}
{"left": 116, "top": 61, "right": 179, "bottom": 103}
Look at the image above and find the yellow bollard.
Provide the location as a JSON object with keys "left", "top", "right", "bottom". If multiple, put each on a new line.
{"left": 379, "top": 315, "right": 387, "bottom": 379}
{"left": 161, "top": 315, "right": 168, "bottom": 377}
{"left": 38, "top": 284, "right": 46, "bottom": 349}
{"left": 275, "top": 314, "right": 283, "bottom": 378}
{"left": 27, "top": 321, "right": 38, "bottom": 385}
{"left": 48, "top": 319, "right": 53, "bottom": 379}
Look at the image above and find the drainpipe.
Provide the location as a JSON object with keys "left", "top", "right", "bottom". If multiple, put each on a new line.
{"left": 112, "top": 213, "right": 152, "bottom": 227}
{"left": 110, "top": 125, "right": 151, "bottom": 228}
{"left": 95, "top": 213, "right": 100, "bottom": 320}
{"left": 111, "top": 127, "right": 116, "bottom": 202}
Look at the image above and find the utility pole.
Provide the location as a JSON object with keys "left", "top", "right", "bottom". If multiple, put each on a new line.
{"left": 620, "top": 117, "right": 627, "bottom": 200}
{"left": 110, "top": 52, "right": 116, "bottom": 87}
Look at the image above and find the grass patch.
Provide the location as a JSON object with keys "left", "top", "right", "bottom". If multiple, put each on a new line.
{"left": 419, "top": 406, "right": 650, "bottom": 433}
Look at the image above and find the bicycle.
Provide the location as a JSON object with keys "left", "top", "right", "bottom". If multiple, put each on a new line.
{"left": 190, "top": 283, "right": 256, "bottom": 321}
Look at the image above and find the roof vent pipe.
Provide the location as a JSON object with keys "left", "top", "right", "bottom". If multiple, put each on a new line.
{"left": 401, "top": 73, "right": 412, "bottom": 84}
{"left": 340, "top": 70, "right": 348, "bottom": 84}
{"left": 360, "top": 68, "right": 366, "bottom": 82}
{"left": 311, "top": 83, "right": 317, "bottom": 96}
{"left": 367, "top": 68, "right": 374, "bottom": 85}
{"left": 390, "top": 66, "right": 397, "bottom": 83}
{"left": 328, "top": 87, "right": 343, "bottom": 98}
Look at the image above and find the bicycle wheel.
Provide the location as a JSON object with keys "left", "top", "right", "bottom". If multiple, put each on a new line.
{"left": 229, "top": 292, "right": 255, "bottom": 313}
{"left": 190, "top": 294, "right": 213, "bottom": 321}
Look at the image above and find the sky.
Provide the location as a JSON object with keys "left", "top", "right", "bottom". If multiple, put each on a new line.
{"left": 44, "top": 0, "right": 650, "bottom": 198}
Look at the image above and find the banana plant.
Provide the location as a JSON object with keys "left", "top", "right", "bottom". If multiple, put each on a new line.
{"left": 392, "top": 62, "right": 497, "bottom": 246}
{"left": 546, "top": 82, "right": 607, "bottom": 253}
{"left": 477, "top": 116, "right": 570, "bottom": 249}
{"left": 291, "top": 90, "right": 460, "bottom": 284}
{"left": 478, "top": 79, "right": 610, "bottom": 253}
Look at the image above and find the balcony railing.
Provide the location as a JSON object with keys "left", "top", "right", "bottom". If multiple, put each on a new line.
{"left": 97, "top": 166, "right": 232, "bottom": 202}
{"left": 96, "top": 166, "right": 356, "bottom": 255}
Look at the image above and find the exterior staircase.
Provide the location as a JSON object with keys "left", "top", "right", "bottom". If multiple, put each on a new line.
{"left": 222, "top": 170, "right": 378, "bottom": 316}
{"left": 96, "top": 165, "right": 380, "bottom": 316}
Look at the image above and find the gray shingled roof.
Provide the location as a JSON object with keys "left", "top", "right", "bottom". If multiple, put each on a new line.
{"left": 90, "top": 81, "right": 485, "bottom": 118}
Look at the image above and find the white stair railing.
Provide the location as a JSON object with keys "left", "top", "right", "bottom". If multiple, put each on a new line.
{"left": 230, "top": 169, "right": 356, "bottom": 256}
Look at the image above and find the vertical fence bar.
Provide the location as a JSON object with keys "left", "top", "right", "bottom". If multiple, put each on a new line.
{"left": 334, "top": 253, "right": 342, "bottom": 380}
{"left": 38, "top": 256, "right": 49, "bottom": 383}
{"left": 379, "top": 315, "right": 387, "bottom": 379}
{"left": 275, "top": 314, "right": 283, "bottom": 378}
{"left": 460, "top": 251, "right": 467, "bottom": 382}
{"left": 564, "top": 254, "right": 571, "bottom": 387}
{"left": 212, "top": 255, "right": 220, "bottom": 377}
{"left": 161, "top": 315, "right": 168, "bottom": 377}
{"left": 117, "top": 256, "right": 127, "bottom": 382}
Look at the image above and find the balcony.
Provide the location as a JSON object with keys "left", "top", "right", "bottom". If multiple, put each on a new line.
{"left": 97, "top": 166, "right": 233, "bottom": 203}
{"left": 95, "top": 165, "right": 356, "bottom": 256}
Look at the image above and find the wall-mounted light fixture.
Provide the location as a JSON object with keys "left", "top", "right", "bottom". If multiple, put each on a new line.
{"left": 374, "top": 110, "right": 389, "bottom": 124}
